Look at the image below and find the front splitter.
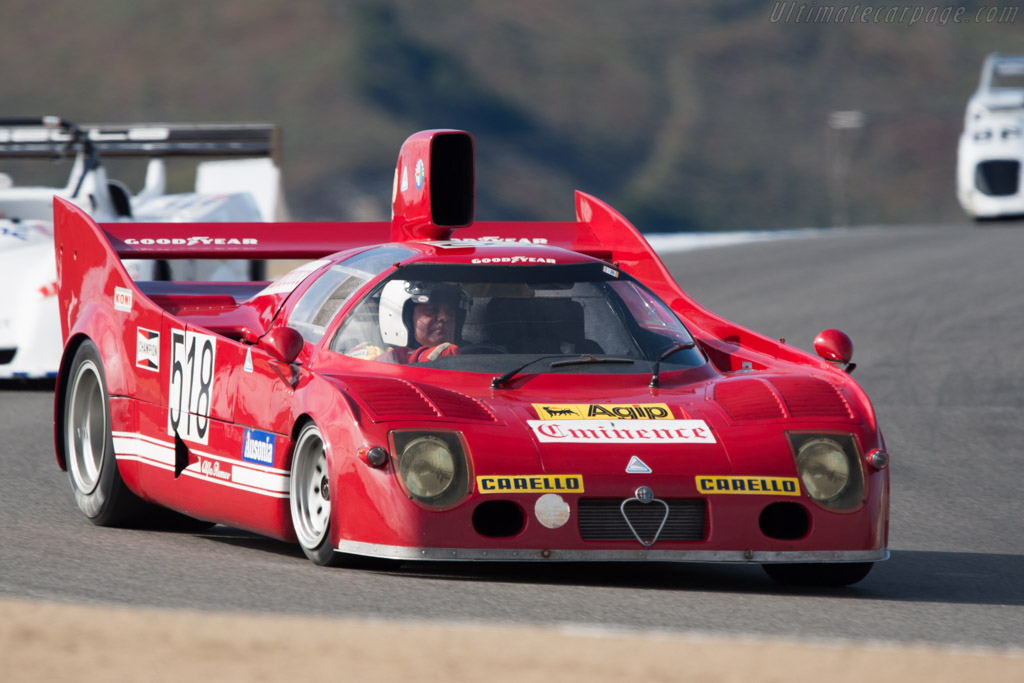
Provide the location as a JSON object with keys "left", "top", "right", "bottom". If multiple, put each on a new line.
{"left": 334, "top": 540, "right": 889, "bottom": 564}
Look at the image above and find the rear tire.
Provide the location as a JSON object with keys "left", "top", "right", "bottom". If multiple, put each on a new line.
{"left": 63, "top": 340, "right": 144, "bottom": 526}
{"left": 762, "top": 562, "right": 873, "bottom": 587}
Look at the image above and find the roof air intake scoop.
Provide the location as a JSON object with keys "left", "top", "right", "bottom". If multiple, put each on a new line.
{"left": 390, "top": 129, "right": 475, "bottom": 242}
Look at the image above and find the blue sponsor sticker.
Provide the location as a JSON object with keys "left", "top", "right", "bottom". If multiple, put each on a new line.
{"left": 242, "top": 428, "right": 275, "bottom": 466}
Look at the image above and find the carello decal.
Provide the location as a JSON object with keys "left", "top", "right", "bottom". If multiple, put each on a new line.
{"left": 477, "top": 474, "right": 584, "bottom": 494}
{"left": 695, "top": 476, "right": 800, "bottom": 496}
{"left": 533, "top": 403, "right": 672, "bottom": 420}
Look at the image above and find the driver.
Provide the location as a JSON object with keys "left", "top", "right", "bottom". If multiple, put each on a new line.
{"left": 377, "top": 280, "right": 469, "bottom": 363}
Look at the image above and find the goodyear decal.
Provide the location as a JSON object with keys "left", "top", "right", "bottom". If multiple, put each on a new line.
{"left": 529, "top": 420, "right": 715, "bottom": 445}
{"left": 695, "top": 476, "right": 800, "bottom": 496}
{"left": 478, "top": 474, "right": 584, "bottom": 494}
{"left": 242, "top": 428, "right": 276, "bottom": 466}
{"left": 533, "top": 403, "right": 672, "bottom": 420}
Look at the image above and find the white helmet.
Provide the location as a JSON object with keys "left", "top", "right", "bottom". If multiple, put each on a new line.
{"left": 379, "top": 280, "right": 469, "bottom": 346}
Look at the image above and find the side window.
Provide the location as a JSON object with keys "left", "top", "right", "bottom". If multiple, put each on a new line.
{"left": 330, "top": 286, "right": 386, "bottom": 359}
{"left": 610, "top": 281, "right": 684, "bottom": 334}
{"left": 286, "top": 247, "right": 415, "bottom": 344}
{"left": 289, "top": 269, "right": 368, "bottom": 343}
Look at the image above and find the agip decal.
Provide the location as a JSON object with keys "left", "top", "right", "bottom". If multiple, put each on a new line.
{"left": 167, "top": 329, "right": 217, "bottom": 445}
{"left": 533, "top": 403, "right": 673, "bottom": 420}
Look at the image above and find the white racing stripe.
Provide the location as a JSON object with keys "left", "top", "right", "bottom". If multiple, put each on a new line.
{"left": 112, "top": 431, "right": 289, "bottom": 498}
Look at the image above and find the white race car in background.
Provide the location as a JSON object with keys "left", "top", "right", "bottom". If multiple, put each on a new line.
{"left": 0, "top": 116, "right": 286, "bottom": 379}
{"left": 957, "top": 53, "right": 1024, "bottom": 220}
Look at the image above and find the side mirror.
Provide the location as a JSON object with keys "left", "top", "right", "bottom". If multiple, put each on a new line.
{"left": 814, "top": 328, "right": 855, "bottom": 373}
{"left": 259, "top": 326, "right": 304, "bottom": 364}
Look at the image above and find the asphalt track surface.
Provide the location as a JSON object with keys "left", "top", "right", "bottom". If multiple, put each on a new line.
{"left": 1, "top": 223, "right": 1022, "bottom": 650}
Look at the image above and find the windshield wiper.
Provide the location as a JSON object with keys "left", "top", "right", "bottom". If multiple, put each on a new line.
{"left": 550, "top": 355, "right": 635, "bottom": 368}
{"left": 649, "top": 341, "right": 697, "bottom": 388}
{"left": 491, "top": 355, "right": 635, "bottom": 389}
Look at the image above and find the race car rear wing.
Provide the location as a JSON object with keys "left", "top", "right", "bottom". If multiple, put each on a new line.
{"left": 0, "top": 118, "right": 279, "bottom": 161}
{"left": 53, "top": 127, "right": 832, "bottom": 372}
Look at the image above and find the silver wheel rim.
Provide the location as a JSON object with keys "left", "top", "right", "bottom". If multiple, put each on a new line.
{"left": 290, "top": 426, "right": 331, "bottom": 549}
{"left": 67, "top": 358, "right": 106, "bottom": 495}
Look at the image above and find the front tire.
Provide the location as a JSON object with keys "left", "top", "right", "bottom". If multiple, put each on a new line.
{"left": 762, "top": 562, "right": 873, "bottom": 587}
{"left": 64, "top": 340, "right": 143, "bottom": 526}
{"left": 289, "top": 422, "right": 345, "bottom": 566}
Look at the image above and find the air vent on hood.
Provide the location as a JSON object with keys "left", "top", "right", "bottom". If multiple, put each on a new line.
{"left": 342, "top": 377, "right": 495, "bottom": 423}
{"left": 714, "top": 379, "right": 785, "bottom": 421}
{"left": 770, "top": 376, "right": 854, "bottom": 420}
{"left": 417, "top": 383, "right": 496, "bottom": 422}
{"left": 713, "top": 376, "right": 855, "bottom": 423}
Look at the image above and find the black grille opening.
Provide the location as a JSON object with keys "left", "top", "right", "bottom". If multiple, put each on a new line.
{"left": 0, "top": 348, "right": 16, "bottom": 365}
{"left": 759, "top": 502, "right": 810, "bottom": 540}
{"left": 578, "top": 499, "right": 706, "bottom": 541}
{"left": 472, "top": 500, "right": 525, "bottom": 538}
{"left": 975, "top": 160, "right": 1020, "bottom": 197}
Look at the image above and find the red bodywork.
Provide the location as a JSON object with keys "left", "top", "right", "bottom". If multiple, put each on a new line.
{"left": 52, "top": 130, "right": 888, "bottom": 565}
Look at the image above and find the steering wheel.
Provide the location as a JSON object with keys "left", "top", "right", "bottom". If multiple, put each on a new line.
{"left": 458, "top": 343, "right": 508, "bottom": 355}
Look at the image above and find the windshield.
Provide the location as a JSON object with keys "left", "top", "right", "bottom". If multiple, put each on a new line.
{"left": 329, "top": 262, "right": 705, "bottom": 374}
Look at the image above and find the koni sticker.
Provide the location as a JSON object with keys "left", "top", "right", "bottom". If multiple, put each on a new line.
{"left": 167, "top": 329, "right": 217, "bottom": 445}
{"left": 135, "top": 327, "right": 160, "bottom": 372}
{"left": 533, "top": 403, "right": 673, "bottom": 420}
{"left": 696, "top": 476, "right": 800, "bottom": 496}
{"left": 477, "top": 474, "right": 584, "bottom": 494}
{"left": 114, "top": 286, "right": 133, "bottom": 312}
{"left": 528, "top": 420, "right": 715, "bottom": 444}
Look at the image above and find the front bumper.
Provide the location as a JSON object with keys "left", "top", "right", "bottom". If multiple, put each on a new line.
{"left": 334, "top": 540, "right": 889, "bottom": 564}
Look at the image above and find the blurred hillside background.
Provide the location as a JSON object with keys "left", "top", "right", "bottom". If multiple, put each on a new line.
{"left": 1, "top": 0, "right": 1020, "bottom": 231}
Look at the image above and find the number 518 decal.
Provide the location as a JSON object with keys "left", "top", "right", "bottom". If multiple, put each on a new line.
{"left": 168, "top": 329, "right": 217, "bottom": 444}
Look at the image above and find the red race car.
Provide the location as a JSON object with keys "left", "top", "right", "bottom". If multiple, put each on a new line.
{"left": 53, "top": 130, "right": 889, "bottom": 586}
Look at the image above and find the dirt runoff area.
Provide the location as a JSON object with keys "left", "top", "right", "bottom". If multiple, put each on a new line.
{"left": 2, "top": 597, "right": 1022, "bottom": 682}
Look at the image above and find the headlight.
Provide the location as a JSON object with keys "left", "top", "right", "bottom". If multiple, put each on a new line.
{"left": 392, "top": 431, "right": 470, "bottom": 508}
{"left": 796, "top": 438, "right": 849, "bottom": 501}
{"left": 789, "top": 432, "right": 865, "bottom": 511}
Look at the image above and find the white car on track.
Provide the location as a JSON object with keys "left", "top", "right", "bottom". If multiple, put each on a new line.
{"left": 957, "top": 53, "right": 1024, "bottom": 219}
{"left": 0, "top": 117, "right": 285, "bottom": 379}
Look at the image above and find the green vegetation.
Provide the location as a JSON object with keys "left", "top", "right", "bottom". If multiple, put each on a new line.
{"left": 1, "top": 0, "right": 1018, "bottom": 230}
